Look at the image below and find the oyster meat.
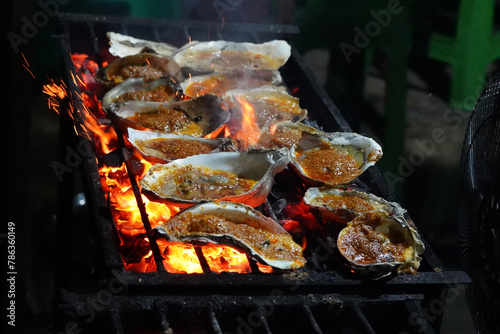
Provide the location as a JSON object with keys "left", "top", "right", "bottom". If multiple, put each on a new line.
{"left": 155, "top": 201, "right": 306, "bottom": 270}
{"left": 140, "top": 148, "right": 290, "bottom": 208}
{"left": 97, "top": 52, "right": 184, "bottom": 86}
{"left": 107, "top": 32, "right": 178, "bottom": 57}
{"left": 225, "top": 85, "right": 307, "bottom": 130}
{"left": 127, "top": 128, "right": 237, "bottom": 163}
{"left": 303, "top": 187, "right": 406, "bottom": 224}
{"left": 254, "top": 121, "right": 323, "bottom": 150}
{"left": 102, "top": 77, "right": 180, "bottom": 112}
{"left": 173, "top": 40, "right": 291, "bottom": 73}
{"left": 180, "top": 69, "right": 282, "bottom": 98}
{"left": 337, "top": 211, "right": 425, "bottom": 279}
{"left": 290, "top": 131, "right": 383, "bottom": 187}
{"left": 107, "top": 94, "right": 230, "bottom": 137}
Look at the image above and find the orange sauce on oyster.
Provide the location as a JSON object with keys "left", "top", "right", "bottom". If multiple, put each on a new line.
{"left": 136, "top": 138, "right": 215, "bottom": 160}
{"left": 150, "top": 165, "right": 257, "bottom": 201}
{"left": 296, "top": 143, "right": 362, "bottom": 186}
{"left": 185, "top": 70, "right": 275, "bottom": 97}
{"left": 115, "top": 85, "right": 177, "bottom": 103}
{"left": 338, "top": 212, "right": 408, "bottom": 265}
{"left": 256, "top": 126, "right": 303, "bottom": 149}
{"left": 164, "top": 211, "right": 305, "bottom": 265}
{"left": 128, "top": 107, "right": 203, "bottom": 136}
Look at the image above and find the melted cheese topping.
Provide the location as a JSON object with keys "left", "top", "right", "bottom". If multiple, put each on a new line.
{"left": 128, "top": 108, "right": 203, "bottom": 136}
{"left": 136, "top": 138, "right": 215, "bottom": 161}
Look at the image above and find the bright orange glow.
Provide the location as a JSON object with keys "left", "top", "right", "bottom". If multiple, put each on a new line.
{"left": 201, "top": 245, "right": 251, "bottom": 273}
{"left": 269, "top": 123, "right": 278, "bottom": 134}
{"left": 48, "top": 52, "right": 288, "bottom": 274}
{"left": 233, "top": 96, "right": 260, "bottom": 150}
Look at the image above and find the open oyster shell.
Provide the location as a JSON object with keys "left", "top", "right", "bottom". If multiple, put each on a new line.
{"left": 254, "top": 121, "right": 323, "bottom": 150}
{"left": 303, "top": 187, "right": 406, "bottom": 224}
{"left": 155, "top": 201, "right": 306, "bottom": 270}
{"left": 337, "top": 211, "right": 425, "bottom": 279}
{"left": 96, "top": 52, "right": 184, "bottom": 86}
{"left": 179, "top": 69, "right": 282, "bottom": 98}
{"left": 106, "top": 94, "right": 230, "bottom": 137}
{"left": 127, "top": 128, "right": 237, "bottom": 163}
{"left": 140, "top": 148, "right": 291, "bottom": 208}
{"left": 225, "top": 85, "right": 308, "bottom": 130}
{"left": 102, "top": 77, "right": 180, "bottom": 112}
{"left": 107, "top": 32, "right": 178, "bottom": 57}
{"left": 173, "top": 40, "right": 291, "bottom": 73}
{"left": 289, "top": 131, "right": 383, "bottom": 187}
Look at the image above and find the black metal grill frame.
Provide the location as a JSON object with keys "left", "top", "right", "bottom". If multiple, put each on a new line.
{"left": 53, "top": 12, "right": 470, "bottom": 333}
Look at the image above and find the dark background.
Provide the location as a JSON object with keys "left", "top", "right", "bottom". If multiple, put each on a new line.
{"left": 6, "top": 0, "right": 493, "bottom": 332}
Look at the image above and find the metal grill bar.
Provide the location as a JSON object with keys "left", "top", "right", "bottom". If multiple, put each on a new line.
{"left": 303, "top": 304, "right": 324, "bottom": 334}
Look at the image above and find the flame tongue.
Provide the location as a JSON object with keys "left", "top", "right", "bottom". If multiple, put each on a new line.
{"left": 232, "top": 96, "right": 260, "bottom": 150}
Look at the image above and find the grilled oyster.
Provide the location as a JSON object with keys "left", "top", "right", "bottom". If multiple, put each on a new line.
{"left": 290, "top": 131, "right": 383, "bottom": 187}
{"left": 127, "top": 128, "right": 237, "bottom": 163}
{"left": 173, "top": 40, "right": 291, "bottom": 73}
{"left": 140, "top": 148, "right": 290, "bottom": 208}
{"left": 107, "top": 94, "right": 230, "bottom": 137}
{"left": 155, "top": 201, "right": 306, "bottom": 270}
{"left": 96, "top": 52, "right": 184, "bottom": 86}
{"left": 102, "top": 77, "right": 180, "bottom": 111}
{"left": 303, "top": 187, "right": 406, "bottom": 224}
{"left": 225, "top": 85, "right": 308, "bottom": 130}
{"left": 254, "top": 121, "right": 323, "bottom": 150}
{"left": 107, "top": 32, "right": 178, "bottom": 57}
{"left": 337, "top": 211, "right": 425, "bottom": 279}
{"left": 180, "top": 69, "right": 282, "bottom": 98}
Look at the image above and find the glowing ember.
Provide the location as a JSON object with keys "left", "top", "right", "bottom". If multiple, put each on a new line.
{"left": 201, "top": 245, "right": 251, "bottom": 273}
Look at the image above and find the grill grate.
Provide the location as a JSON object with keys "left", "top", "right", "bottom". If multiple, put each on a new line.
{"left": 53, "top": 12, "right": 469, "bottom": 333}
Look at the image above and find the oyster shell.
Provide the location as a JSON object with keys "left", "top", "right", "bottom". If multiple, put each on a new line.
{"left": 303, "top": 187, "right": 406, "bottom": 224}
{"left": 155, "top": 201, "right": 306, "bottom": 270}
{"left": 102, "top": 77, "right": 180, "bottom": 112}
{"left": 140, "top": 148, "right": 290, "bottom": 208}
{"left": 127, "top": 128, "right": 237, "bottom": 163}
{"left": 337, "top": 211, "right": 425, "bottom": 279}
{"left": 173, "top": 40, "right": 291, "bottom": 73}
{"left": 96, "top": 52, "right": 184, "bottom": 86}
{"left": 254, "top": 121, "right": 323, "bottom": 150}
{"left": 107, "top": 94, "right": 230, "bottom": 137}
{"left": 289, "top": 131, "right": 383, "bottom": 187}
{"left": 107, "top": 32, "right": 178, "bottom": 57}
{"left": 180, "top": 69, "right": 282, "bottom": 98}
{"left": 225, "top": 85, "right": 308, "bottom": 130}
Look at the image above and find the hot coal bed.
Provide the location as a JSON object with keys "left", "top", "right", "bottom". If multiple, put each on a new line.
{"left": 52, "top": 13, "right": 469, "bottom": 334}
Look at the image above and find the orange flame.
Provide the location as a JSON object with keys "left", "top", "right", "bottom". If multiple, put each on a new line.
{"left": 233, "top": 96, "right": 260, "bottom": 150}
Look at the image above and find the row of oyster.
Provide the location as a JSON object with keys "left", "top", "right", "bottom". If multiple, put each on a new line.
{"left": 98, "top": 34, "right": 423, "bottom": 277}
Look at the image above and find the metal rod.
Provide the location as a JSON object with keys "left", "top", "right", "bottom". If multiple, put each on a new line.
{"left": 110, "top": 309, "right": 125, "bottom": 334}
{"left": 208, "top": 305, "right": 223, "bottom": 334}
{"left": 303, "top": 305, "right": 324, "bottom": 334}
{"left": 194, "top": 246, "right": 212, "bottom": 274}
{"left": 351, "top": 302, "right": 376, "bottom": 334}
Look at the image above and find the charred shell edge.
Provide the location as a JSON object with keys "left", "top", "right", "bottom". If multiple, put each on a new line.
{"left": 140, "top": 148, "right": 291, "bottom": 208}
{"left": 154, "top": 201, "right": 304, "bottom": 269}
